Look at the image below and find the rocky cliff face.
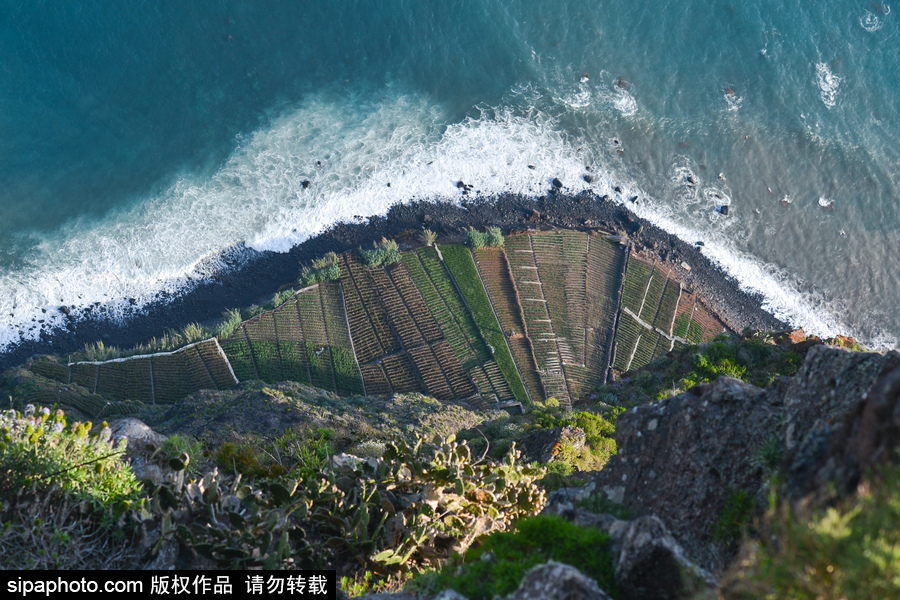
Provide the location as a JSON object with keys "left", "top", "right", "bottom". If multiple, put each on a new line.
{"left": 582, "top": 345, "right": 900, "bottom": 571}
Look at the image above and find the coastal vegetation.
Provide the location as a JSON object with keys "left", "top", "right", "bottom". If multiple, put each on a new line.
{"left": 1, "top": 223, "right": 889, "bottom": 598}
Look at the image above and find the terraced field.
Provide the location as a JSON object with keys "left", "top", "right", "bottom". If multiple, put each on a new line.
{"left": 441, "top": 244, "right": 530, "bottom": 404}
{"left": 23, "top": 229, "right": 735, "bottom": 411}
{"left": 500, "top": 231, "right": 627, "bottom": 402}
{"left": 565, "top": 234, "right": 627, "bottom": 395}
{"left": 470, "top": 247, "right": 543, "bottom": 403}
{"left": 222, "top": 283, "right": 365, "bottom": 395}
{"left": 340, "top": 252, "right": 477, "bottom": 402}
{"left": 403, "top": 247, "right": 515, "bottom": 404}
{"left": 503, "top": 234, "right": 570, "bottom": 405}
{"left": 53, "top": 339, "right": 238, "bottom": 405}
{"left": 612, "top": 254, "right": 727, "bottom": 373}
{"left": 672, "top": 290, "right": 727, "bottom": 344}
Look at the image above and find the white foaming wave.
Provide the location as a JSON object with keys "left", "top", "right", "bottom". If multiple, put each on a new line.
{"left": 0, "top": 89, "right": 602, "bottom": 351}
{"left": 815, "top": 62, "right": 841, "bottom": 108}
{"left": 613, "top": 89, "right": 638, "bottom": 116}
{"left": 860, "top": 6, "right": 889, "bottom": 32}
{"left": 619, "top": 196, "right": 847, "bottom": 340}
{"left": 724, "top": 92, "right": 743, "bottom": 112}
{"left": 818, "top": 197, "right": 835, "bottom": 208}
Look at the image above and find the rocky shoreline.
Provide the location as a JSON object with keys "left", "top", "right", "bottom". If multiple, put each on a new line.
{"left": 0, "top": 191, "right": 787, "bottom": 371}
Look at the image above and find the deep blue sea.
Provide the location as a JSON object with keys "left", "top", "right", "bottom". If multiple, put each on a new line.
{"left": 1, "top": 0, "right": 898, "bottom": 350}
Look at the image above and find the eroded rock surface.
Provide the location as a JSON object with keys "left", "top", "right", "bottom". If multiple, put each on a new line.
{"left": 588, "top": 346, "right": 900, "bottom": 570}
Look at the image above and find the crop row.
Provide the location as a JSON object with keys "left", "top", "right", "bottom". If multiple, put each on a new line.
{"left": 441, "top": 244, "right": 529, "bottom": 404}
{"left": 639, "top": 273, "right": 666, "bottom": 325}
{"left": 388, "top": 264, "right": 444, "bottom": 343}
{"left": 296, "top": 291, "right": 329, "bottom": 346}
{"left": 320, "top": 282, "right": 354, "bottom": 347}
{"left": 197, "top": 340, "right": 239, "bottom": 388}
{"left": 409, "top": 345, "right": 453, "bottom": 401}
{"left": 585, "top": 236, "right": 626, "bottom": 379}
{"left": 503, "top": 239, "right": 560, "bottom": 378}
{"left": 222, "top": 337, "right": 257, "bottom": 381}
{"left": 29, "top": 360, "right": 70, "bottom": 384}
{"left": 531, "top": 232, "right": 587, "bottom": 361}
{"left": 612, "top": 313, "right": 642, "bottom": 372}
{"left": 630, "top": 331, "right": 660, "bottom": 371}
{"left": 621, "top": 257, "right": 653, "bottom": 314}
{"left": 372, "top": 266, "right": 425, "bottom": 349}
{"left": 471, "top": 247, "right": 545, "bottom": 400}
{"left": 332, "top": 346, "right": 365, "bottom": 395}
{"left": 342, "top": 254, "right": 401, "bottom": 357}
{"left": 403, "top": 250, "right": 481, "bottom": 369}
{"left": 360, "top": 363, "right": 392, "bottom": 396}
{"left": 382, "top": 354, "right": 419, "bottom": 393}
{"left": 432, "top": 340, "right": 477, "bottom": 397}
{"left": 653, "top": 279, "right": 681, "bottom": 335}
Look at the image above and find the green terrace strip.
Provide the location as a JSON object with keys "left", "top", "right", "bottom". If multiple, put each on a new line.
{"left": 440, "top": 244, "right": 529, "bottom": 403}
{"left": 403, "top": 247, "right": 515, "bottom": 404}
{"left": 222, "top": 282, "right": 364, "bottom": 396}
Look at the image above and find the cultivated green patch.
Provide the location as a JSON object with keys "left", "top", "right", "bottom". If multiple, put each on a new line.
{"left": 441, "top": 244, "right": 528, "bottom": 403}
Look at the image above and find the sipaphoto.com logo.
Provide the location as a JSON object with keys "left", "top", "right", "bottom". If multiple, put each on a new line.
{"left": 7, "top": 577, "right": 142, "bottom": 596}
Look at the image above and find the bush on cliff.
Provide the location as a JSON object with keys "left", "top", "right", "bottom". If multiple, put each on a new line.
{"left": 0, "top": 405, "right": 142, "bottom": 569}
{"left": 720, "top": 466, "right": 900, "bottom": 599}
{"left": 417, "top": 514, "right": 616, "bottom": 599}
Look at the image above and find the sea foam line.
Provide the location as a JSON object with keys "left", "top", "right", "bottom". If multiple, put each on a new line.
{"left": 0, "top": 86, "right": 868, "bottom": 352}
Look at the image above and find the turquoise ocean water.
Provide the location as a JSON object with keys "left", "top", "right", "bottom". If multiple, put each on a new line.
{"left": 1, "top": 0, "right": 898, "bottom": 349}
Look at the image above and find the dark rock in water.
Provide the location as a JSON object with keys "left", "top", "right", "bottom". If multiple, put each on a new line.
{"left": 552, "top": 177, "right": 564, "bottom": 189}
{"left": 614, "top": 186, "right": 623, "bottom": 194}
{"left": 59, "top": 305, "right": 70, "bottom": 316}
{"left": 386, "top": 182, "right": 391, "bottom": 187}
{"left": 301, "top": 180, "right": 311, "bottom": 189}
{"left": 718, "top": 205, "right": 729, "bottom": 216}
{"left": 616, "top": 148, "right": 625, "bottom": 155}
{"left": 724, "top": 87, "right": 735, "bottom": 96}
{"left": 518, "top": 426, "right": 586, "bottom": 464}
{"left": 617, "top": 77, "right": 628, "bottom": 89}
{"left": 457, "top": 181, "right": 466, "bottom": 189}
{"left": 583, "top": 174, "right": 594, "bottom": 183}
{"left": 508, "top": 562, "right": 614, "bottom": 600}
{"left": 695, "top": 241, "right": 705, "bottom": 247}
{"left": 686, "top": 175, "right": 697, "bottom": 186}
{"left": 629, "top": 195, "right": 638, "bottom": 203}
{"left": 528, "top": 164, "right": 536, "bottom": 170}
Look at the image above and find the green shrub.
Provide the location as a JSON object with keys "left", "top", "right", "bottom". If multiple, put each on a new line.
{"left": 215, "top": 309, "right": 243, "bottom": 340}
{"left": 711, "top": 488, "right": 755, "bottom": 544}
{"left": 0, "top": 405, "right": 141, "bottom": 510}
{"left": 722, "top": 467, "right": 900, "bottom": 599}
{"left": 82, "top": 341, "right": 122, "bottom": 361}
{"left": 485, "top": 226, "right": 504, "bottom": 247}
{"left": 360, "top": 239, "right": 401, "bottom": 267}
{"left": 578, "top": 491, "right": 634, "bottom": 520}
{"left": 161, "top": 434, "right": 204, "bottom": 477}
{"left": 419, "top": 229, "right": 437, "bottom": 246}
{"left": 421, "top": 515, "right": 616, "bottom": 600}
{"left": 298, "top": 251, "right": 342, "bottom": 287}
{"left": 465, "top": 228, "right": 486, "bottom": 249}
